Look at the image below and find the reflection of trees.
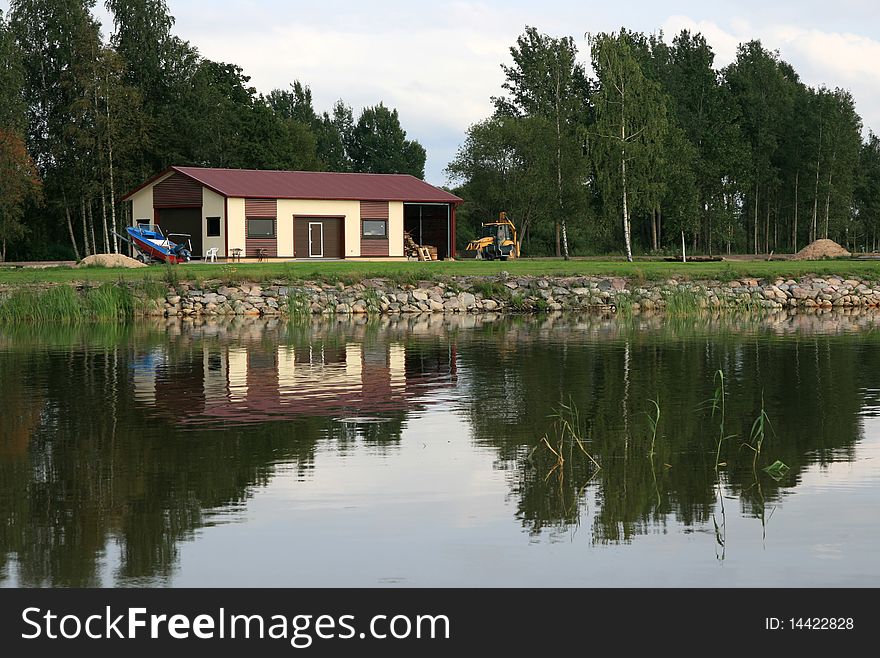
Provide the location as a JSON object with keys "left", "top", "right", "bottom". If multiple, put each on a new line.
{"left": 1, "top": 312, "right": 875, "bottom": 583}
{"left": 458, "top": 314, "right": 869, "bottom": 543}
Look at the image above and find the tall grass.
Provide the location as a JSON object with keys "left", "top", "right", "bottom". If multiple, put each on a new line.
{"left": 0, "top": 284, "right": 140, "bottom": 323}
{"left": 663, "top": 288, "right": 704, "bottom": 316}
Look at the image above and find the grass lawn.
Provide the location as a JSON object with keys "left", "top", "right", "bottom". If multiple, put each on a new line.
{"left": 2, "top": 257, "right": 880, "bottom": 286}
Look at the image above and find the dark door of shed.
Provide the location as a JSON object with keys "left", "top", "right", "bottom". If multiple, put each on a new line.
{"left": 295, "top": 218, "right": 343, "bottom": 258}
{"left": 157, "top": 208, "right": 202, "bottom": 257}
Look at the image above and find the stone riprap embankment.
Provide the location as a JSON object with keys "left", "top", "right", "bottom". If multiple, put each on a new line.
{"left": 148, "top": 274, "right": 880, "bottom": 317}
{"left": 4, "top": 274, "right": 880, "bottom": 317}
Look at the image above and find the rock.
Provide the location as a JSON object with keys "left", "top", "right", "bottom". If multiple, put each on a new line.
{"left": 482, "top": 299, "right": 498, "bottom": 311}
{"left": 458, "top": 292, "right": 477, "bottom": 308}
{"left": 430, "top": 300, "right": 444, "bottom": 312}
{"left": 166, "top": 295, "right": 181, "bottom": 305}
{"left": 412, "top": 290, "right": 429, "bottom": 302}
{"left": 395, "top": 292, "right": 409, "bottom": 304}
{"left": 571, "top": 287, "right": 591, "bottom": 296}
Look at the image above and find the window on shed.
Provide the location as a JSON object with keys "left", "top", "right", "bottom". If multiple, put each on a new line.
{"left": 206, "top": 217, "right": 221, "bottom": 237}
{"left": 362, "top": 219, "right": 387, "bottom": 238}
{"left": 247, "top": 218, "right": 275, "bottom": 238}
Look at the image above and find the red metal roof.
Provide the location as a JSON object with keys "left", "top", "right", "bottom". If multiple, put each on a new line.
{"left": 125, "top": 166, "right": 462, "bottom": 203}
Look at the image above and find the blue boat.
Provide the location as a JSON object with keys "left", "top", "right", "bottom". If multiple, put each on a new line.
{"left": 116, "top": 225, "right": 192, "bottom": 264}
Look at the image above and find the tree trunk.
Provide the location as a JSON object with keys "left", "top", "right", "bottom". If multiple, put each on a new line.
{"left": 101, "top": 187, "right": 111, "bottom": 254}
{"left": 812, "top": 121, "right": 822, "bottom": 244}
{"left": 650, "top": 207, "right": 658, "bottom": 251}
{"left": 1, "top": 239, "right": 6, "bottom": 263}
{"left": 621, "top": 81, "right": 632, "bottom": 263}
{"left": 555, "top": 223, "right": 560, "bottom": 257}
{"left": 81, "top": 197, "right": 91, "bottom": 257}
{"left": 88, "top": 200, "right": 98, "bottom": 255}
{"left": 793, "top": 170, "right": 799, "bottom": 253}
{"left": 754, "top": 186, "right": 759, "bottom": 255}
{"left": 657, "top": 205, "right": 661, "bottom": 247}
{"left": 106, "top": 69, "right": 119, "bottom": 254}
{"left": 622, "top": 154, "right": 632, "bottom": 262}
{"left": 65, "top": 201, "right": 81, "bottom": 262}
{"left": 824, "top": 167, "right": 833, "bottom": 239}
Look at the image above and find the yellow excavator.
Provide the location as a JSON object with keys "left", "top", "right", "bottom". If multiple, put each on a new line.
{"left": 463, "top": 212, "right": 520, "bottom": 261}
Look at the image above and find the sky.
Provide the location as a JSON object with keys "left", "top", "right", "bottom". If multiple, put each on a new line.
{"left": 4, "top": 1, "right": 880, "bottom": 184}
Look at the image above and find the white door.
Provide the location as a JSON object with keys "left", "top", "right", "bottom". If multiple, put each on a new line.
{"left": 308, "top": 222, "right": 323, "bottom": 258}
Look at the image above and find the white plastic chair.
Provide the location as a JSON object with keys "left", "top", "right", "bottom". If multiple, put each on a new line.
{"left": 205, "top": 247, "right": 219, "bottom": 263}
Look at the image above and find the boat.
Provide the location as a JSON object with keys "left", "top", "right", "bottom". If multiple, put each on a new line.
{"left": 115, "top": 225, "right": 192, "bottom": 264}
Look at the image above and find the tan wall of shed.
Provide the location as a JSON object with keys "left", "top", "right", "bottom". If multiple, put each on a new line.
{"left": 202, "top": 188, "right": 225, "bottom": 256}
{"left": 388, "top": 202, "right": 404, "bottom": 257}
{"left": 277, "top": 199, "right": 362, "bottom": 258}
{"left": 227, "top": 198, "right": 246, "bottom": 255}
{"left": 131, "top": 188, "right": 154, "bottom": 225}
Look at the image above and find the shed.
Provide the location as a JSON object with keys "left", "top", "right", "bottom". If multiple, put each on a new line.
{"left": 122, "top": 166, "right": 462, "bottom": 260}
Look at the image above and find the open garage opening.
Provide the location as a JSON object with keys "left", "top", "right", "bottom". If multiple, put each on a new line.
{"left": 404, "top": 204, "right": 451, "bottom": 260}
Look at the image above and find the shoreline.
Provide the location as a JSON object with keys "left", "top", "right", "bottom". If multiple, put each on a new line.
{"left": 2, "top": 273, "right": 880, "bottom": 321}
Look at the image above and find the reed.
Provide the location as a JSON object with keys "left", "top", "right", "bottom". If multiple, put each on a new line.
{"left": 662, "top": 288, "right": 704, "bottom": 316}
{"left": 646, "top": 398, "right": 661, "bottom": 455}
{"left": 162, "top": 264, "right": 181, "bottom": 288}
{"left": 0, "top": 283, "right": 139, "bottom": 323}
{"left": 530, "top": 399, "right": 601, "bottom": 482}
{"left": 709, "top": 369, "right": 736, "bottom": 471}
{"left": 742, "top": 393, "right": 778, "bottom": 473}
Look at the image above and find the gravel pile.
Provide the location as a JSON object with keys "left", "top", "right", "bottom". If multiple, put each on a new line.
{"left": 78, "top": 253, "right": 148, "bottom": 268}
{"left": 793, "top": 239, "right": 851, "bottom": 260}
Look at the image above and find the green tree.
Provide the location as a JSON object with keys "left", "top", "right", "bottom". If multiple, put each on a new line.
{"left": 588, "top": 29, "right": 669, "bottom": 262}
{"left": 854, "top": 133, "right": 880, "bottom": 251}
{"left": 723, "top": 41, "right": 798, "bottom": 254}
{"left": 0, "top": 129, "right": 42, "bottom": 260}
{"left": 349, "top": 103, "right": 426, "bottom": 178}
{"left": 316, "top": 100, "right": 355, "bottom": 172}
{"left": 661, "top": 31, "right": 749, "bottom": 254}
{"left": 0, "top": 10, "right": 26, "bottom": 133}
{"left": 446, "top": 115, "right": 558, "bottom": 254}
{"left": 494, "top": 26, "right": 591, "bottom": 258}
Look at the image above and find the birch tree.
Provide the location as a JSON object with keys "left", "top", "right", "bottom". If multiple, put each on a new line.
{"left": 588, "top": 30, "right": 668, "bottom": 262}
{"left": 494, "top": 27, "right": 590, "bottom": 259}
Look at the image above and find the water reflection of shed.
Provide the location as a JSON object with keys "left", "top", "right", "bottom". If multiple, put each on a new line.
{"left": 136, "top": 339, "right": 456, "bottom": 424}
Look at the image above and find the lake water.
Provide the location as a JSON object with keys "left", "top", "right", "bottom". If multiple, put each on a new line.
{"left": 2, "top": 311, "right": 880, "bottom": 587}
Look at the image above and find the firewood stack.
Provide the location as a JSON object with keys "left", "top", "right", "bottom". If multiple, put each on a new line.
{"left": 404, "top": 231, "right": 436, "bottom": 260}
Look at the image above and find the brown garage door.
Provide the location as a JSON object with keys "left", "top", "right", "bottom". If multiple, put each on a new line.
{"left": 156, "top": 207, "right": 202, "bottom": 257}
{"left": 294, "top": 217, "right": 343, "bottom": 259}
